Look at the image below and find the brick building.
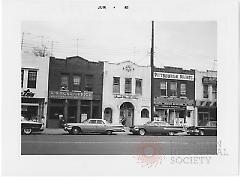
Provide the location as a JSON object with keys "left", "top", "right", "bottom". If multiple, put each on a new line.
{"left": 153, "top": 66, "right": 195, "bottom": 126}
{"left": 47, "top": 56, "right": 103, "bottom": 128}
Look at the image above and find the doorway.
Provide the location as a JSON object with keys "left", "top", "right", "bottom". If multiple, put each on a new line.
{"left": 120, "top": 102, "right": 134, "bottom": 127}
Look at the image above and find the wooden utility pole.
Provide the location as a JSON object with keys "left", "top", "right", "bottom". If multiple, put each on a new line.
{"left": 150, "top": 21, "right": 155, "bottom": 121}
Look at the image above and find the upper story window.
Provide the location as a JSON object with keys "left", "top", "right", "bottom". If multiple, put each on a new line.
{"left": 27, "top": 70, "right": 37, "bottom": 89}
{"left": 203, "top": 84, "right": 208, "bottom": 98}
{"left": 72, "top": 75, "right": 81, "bottom": 91}
{"left": 113, "top": 77, "right": 120, "bottom": 94}
{"left": 212, "top": 84, "right": 217, "bottom": 99}
{"left": 21, "top": 70, "right": 24, "bottom": 88}
{"left": 135, "top": 78, "right": 142, "bottom": 95}
{"left": 125, "top": 78, "right": 132, "bottom": 94}
{"left": 85, "top": 75, "right": 93, "bottom": 91}
{"left": 60, "top": 74, "right": 69, "bottom": 90}
{"left": 170, "top": 82, "right": 177, "bottom": 96}
{"left": 180, "top": 83, "right": 186, "bottom": 97}
{"left": 160, "top": 81, "right": 167, "bottom": 96}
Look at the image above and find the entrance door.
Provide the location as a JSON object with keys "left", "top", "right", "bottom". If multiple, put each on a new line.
{"left": 120, "top": 102, "right": 134, "bottom": 127}
{"left": 198, "top": 112, "right": 209, "bottom": 126}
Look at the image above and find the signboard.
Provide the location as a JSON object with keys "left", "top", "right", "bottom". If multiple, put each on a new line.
{"left": 114, "top": 94, "right": 138, "bottom": 99}
{"left": 202, "top": 77, "right": 217, "bottom": 84}
{"left": 21, "top": 89, "right": 35, "bottom": 97}
{"left": 49, "top": 91, "right": 93, "bottom": 100}
{"left": 154, "top": 97, "right": 194, "bottom": 106}
{"left": 154, "top": 72, "right": 194, "bottom": 81}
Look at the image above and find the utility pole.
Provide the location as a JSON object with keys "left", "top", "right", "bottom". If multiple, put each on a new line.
{"left": 150, "top": 21, "right": 155, "bottom": 121}
{"left": 76, "top": 38, "right": 79, "bottom": 56}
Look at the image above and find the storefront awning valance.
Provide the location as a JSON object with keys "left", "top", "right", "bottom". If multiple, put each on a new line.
{"left": 196, "top": 100, "right": 216, "bottom": 108}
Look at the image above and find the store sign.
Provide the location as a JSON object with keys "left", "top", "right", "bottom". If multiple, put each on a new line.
{"left": 154, "top": 72, "right": 194, "bottom": 81}
{"left": 202, "top": 77, "right": 217, "bottom": 84}
{"left": 114, "top": 94, "right": 138, "bottom": 99}
{"left": 21, "top": 89, "right": 35, "bottom": 97}
{"left": 49, "top": 91, "right": 93, "bottom": 100}
{"left": 154, "top": 97, "right": 194, "bottom": 106}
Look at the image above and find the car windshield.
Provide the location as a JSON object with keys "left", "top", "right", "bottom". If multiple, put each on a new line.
{"left": 82, "top": 119, "right": 90, "bottom": 124}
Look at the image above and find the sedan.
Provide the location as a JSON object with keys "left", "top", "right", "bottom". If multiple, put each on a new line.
{"left": 186, "top": 121, "right": 217, "bottom": 136}
{"left": 130, "top": 121, "right": 185, "bottom": 136}
{"left": 21, "top": 117, "right": 44, "bottom": 135}
{"left": 64, "top": 119, "right": 125, "bottom": 135}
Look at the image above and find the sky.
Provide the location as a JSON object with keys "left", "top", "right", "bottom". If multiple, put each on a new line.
{"left": 22, "top": 21, "right": 217, "bottom": 71}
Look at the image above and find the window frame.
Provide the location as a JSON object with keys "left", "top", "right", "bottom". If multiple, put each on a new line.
{"left": 212, "top": 84, "right": 217, "bottom": 99}
{"left": 160, "top": 81, "right": 167, "bottom": 96}
{"left": 125, "top": 78, "right": 132, "bottom": 94}
{"left": 21, "top": 69, "right": 24, "bottom": 88}
{"left": 203, "top": 84, "right": 209, "bottom": 98}
{"left": 72, "top": 75, "right": 81, "bottom": 91}
{"left": 141, "top": 108, "right": 149, "bottom": 118}
{"left": 170, "top": 82, "right": 177, "bottom": 97}
{"left": 84, "top": 74, "right": 94, "bottom": 91}
{"left": 113, "top": 77, "right": 120, "bottom": 94}
{"left": 135, "top": 78, "right": 142, "bottom": 95}
{"left": 60, "top": 74, "right": 69, "bottom": 91}
{"left": 27, "top": 70, "right": 37, "bottom": 89}
{"left": 180, "top": 83, "right": 187, "bottom": 97}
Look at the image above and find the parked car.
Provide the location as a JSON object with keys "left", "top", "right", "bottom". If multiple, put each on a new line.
{"left": 21, "top": 117, "right": 44, "bottom": 135}
{"left": 64, "top": 119, "right": 125, "bottom": 135}
{"left": 130, "top": 121, "right": 185, "bottom": 136}
{"left": 186, "top": 121, "right": 217, "bottom": 136}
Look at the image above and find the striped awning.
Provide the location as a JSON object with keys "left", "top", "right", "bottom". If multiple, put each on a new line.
{"left": 196, "top": 100, "right": 217, "bottom": 108}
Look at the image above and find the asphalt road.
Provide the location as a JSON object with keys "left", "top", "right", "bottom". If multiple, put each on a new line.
{"left": 21, "top": 134, "right": 217, "bottom": 155}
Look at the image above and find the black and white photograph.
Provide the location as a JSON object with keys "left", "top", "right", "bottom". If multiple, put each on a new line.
{"left": 1, "top": 0, "right": 239, "bottom": 176}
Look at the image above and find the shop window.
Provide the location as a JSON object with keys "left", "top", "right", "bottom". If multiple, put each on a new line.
{"left": 27, "top": 70, "right": 37, "bottom": 88}
{"left": 170, "top": 82, "right": 177, "bottom": 96}
{"left": 84, "top": 74, "right": 93, "bottom": 91}
{"left": 73, "top": 75, "right": 81, "bottom": 91}
{"left": 212, "top": 85, "right": 217, "bottom": 100}
{"left": 125, "top": 78, "right": 132, "bottom": 94}
{"left": 21, "top": 69, "right": 24, "bottom": 88}
{"left": 160, "top": 81, "right": 167, "bottom": 96}
{"left": 60, "top": 74, "right": 69, "bottom": 90}
{"left": 141, "top": 109, "right": 149, "bottom": 118}
{"left": 92, "top": 106, "right": 99, "bottom": 119}
{"left": 203, "top": 85, "right": 208, "bottom": 98}
{"left": 180, "top": 83, "right": 186, "bottom": 96}
{"left": 135, "top": 78, "right": 142, "bottom": 95}
{"left": 113, "top": 77, "right": 120, "bottom": 93}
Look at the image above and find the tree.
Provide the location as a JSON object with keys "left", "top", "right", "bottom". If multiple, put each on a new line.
{"left": 32, "top": 45, "right": 50, "bottom": 57}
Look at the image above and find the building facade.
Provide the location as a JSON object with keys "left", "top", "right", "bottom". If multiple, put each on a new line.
{"left": 153, "top": 66, "right": 195, "bottom": 126}
{"left": 47, "top": 56, "right": 103, "bottom": 128}
{"left": 195, "top": 70, "right": 217, "bottom": 126}
{"left": 102, "top": 61, "right": 151, "bottom": 126}
{"left": 21, "top": 52, "right": 50, "bottom": 127}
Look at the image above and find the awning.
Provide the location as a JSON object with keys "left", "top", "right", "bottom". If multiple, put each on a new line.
{"left": 196, "top": 100, "right": 216, "bottom": 108}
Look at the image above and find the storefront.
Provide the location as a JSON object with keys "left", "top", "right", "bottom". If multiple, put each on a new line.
{"left": 21, "top": 90, "right": 45, "bottom": 122}
{"left": 154, "top": 97, "right": 195, "bottom": 126}
{"left": 47, "top": 90, "right": 101, "bottom": 128}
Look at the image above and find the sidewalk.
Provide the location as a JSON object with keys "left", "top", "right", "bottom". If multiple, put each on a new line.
{"left": 41, "top": 127, "right": 131, "bottom": 135}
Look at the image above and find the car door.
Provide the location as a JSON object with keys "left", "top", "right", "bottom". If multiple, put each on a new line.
{"left": 145, "top": 122, "right": 160, "bottom": 134}
{"left": 96, "top": 120, "right": 106, "bottom": 133}
{"left": 82, "top": 120, "right": 97, "bottom": 133}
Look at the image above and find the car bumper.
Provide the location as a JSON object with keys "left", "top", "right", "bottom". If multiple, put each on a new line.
{"left": 64, "top": 127, "right": 72, "bottom": 132}
{"left": 130, "top": 128, "right": 140, "bottom": 134}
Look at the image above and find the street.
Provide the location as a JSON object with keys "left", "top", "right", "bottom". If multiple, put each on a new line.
{"left": 21, "top": 134, "right": 217, "bottom": 155}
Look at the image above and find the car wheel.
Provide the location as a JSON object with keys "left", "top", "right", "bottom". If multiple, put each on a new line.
{"left": 199, "top": 130, "right": 205, "bottom": 136}
{"left": 139, "top": 129, "right": 146, "bottom": 136}
{"left": 71, "top": 127, "right": 80, "bottom": 135}
{"left": 106, "top": 130, "right": 112, "bottom": 135}
{"left": 23, "top": 128, "right": 32, "bottom": 135}
{"left": 168, "top": 131, "right": 175, "bottom": 136}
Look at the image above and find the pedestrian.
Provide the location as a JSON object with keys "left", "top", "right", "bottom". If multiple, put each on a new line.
{"left": 59, "top": 115, "right": 65, "bottom": 128}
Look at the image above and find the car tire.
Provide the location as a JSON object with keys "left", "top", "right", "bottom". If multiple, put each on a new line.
{"left": 168, "top": 131, "right": 175, "bottom": 136}
{"left": 106, "top": 130, "right": 112, "bottom": 135}
{"left": 71, "top": 127, "right": 80, "bottom": 135}
{"left": 139, "top": 129, "right": 146, "bottom": 136}
{"left": 199, "top": 130, "right": 205, "bottom": 136}
{"left": 23, "top": 128, "right": 32, "bottom": 135}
